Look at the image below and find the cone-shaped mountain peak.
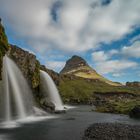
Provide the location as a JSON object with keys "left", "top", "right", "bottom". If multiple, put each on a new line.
{"left": 60, "top": 55, "right": 121, "bottom": 86}
{"left": 60, "top": 55, "right": 89, "bottom": 74}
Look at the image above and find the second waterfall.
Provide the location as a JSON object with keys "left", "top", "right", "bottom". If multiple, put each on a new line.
{"left": 40, "top": 70, "right": 64, "bottom": 111}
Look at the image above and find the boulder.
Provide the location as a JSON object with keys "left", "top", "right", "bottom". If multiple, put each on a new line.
{"left": 40, "top": 98, "right": 55, "bottom": 112}
{"left": 129, "top": 106, "right": 140, "bottom": 119}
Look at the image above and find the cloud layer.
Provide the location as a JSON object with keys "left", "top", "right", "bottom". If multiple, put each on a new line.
{"left": 1, "top": 0, "right": 140, "bottom": 53}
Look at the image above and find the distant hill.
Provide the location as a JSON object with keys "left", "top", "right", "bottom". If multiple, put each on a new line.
{"left": 60, "top": 55, "right": 121, "bottom": 86}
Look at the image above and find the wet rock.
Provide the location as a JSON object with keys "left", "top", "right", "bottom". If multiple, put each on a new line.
{"left": 54, "top": 109, "right": 66, "bottom": 114}
{"left": 129, "top": 106, "right": 140, "bottom": 119}
{"left": 40, "top": 98, "right": 55, "bottom": 112}
{"left": 83, "top": 123, "right": 140, "bottom": 140}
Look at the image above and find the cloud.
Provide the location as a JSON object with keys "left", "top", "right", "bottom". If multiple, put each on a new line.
{"left": 46, "top": 60, "right": 65, "bottom": 72}
{"left": 92, "top": 51, "right": 109, "bottom": 62}
{"left": 130, "top": 34, "right": 140, "bottom": 43}
{"left": 112, "top": 73, "right": 123, "bottom": 77}
{"left": 95, "top": 60, "right": 138, "bottom": 74}
{"left": 92, "top": 49, "right": 119, "bottom": 62}
{"left": 0, "top": 0, "right": 140, "bottom": 53}
{"left": 122, "top": 41, "right": 140, "bottom": 58}
{"left": 92, "top": 50, "right": 138, "bottom": 75}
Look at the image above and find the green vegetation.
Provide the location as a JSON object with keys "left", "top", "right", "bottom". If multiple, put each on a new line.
{"left": 59, "top": 77, "right": 139, "bottom": 102}
{"left": 59, "top": 78, "right": 94, "bottom": 103}
{"left": 58, "top": 76, "right": 140, "bottom": 114}
{"left": 96, "top": 99, "right": 140, "bottom": 114}
{"left": 31, "top": 60, "right": 40, "bottom": 88}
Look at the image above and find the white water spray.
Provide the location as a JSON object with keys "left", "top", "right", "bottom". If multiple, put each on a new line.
{"left": 40, "top": 70, "right": 64, "bottom": 111}
{"left": 0, "top": 55, "right": 33, "bottom": 123}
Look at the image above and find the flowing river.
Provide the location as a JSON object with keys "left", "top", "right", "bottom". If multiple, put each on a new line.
{"left": 0, "top": 105, "right": 139, "bottom": 140}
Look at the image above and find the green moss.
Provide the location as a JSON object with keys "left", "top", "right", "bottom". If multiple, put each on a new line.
{"left": 32, "top": 60, "right": 40, "bottom": 88}
{"left": 96, "top": 99, "right": 140, "bottom": 114}
{"left": 0, "top": 23, "right": 8, "bottom": 49}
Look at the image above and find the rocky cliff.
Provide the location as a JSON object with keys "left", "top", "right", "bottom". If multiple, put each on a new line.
{"left": 0, "top": 19, "right": 9, "bottom": 79}
{"left": 9, "top": 45, "right": 40, "bottom": 89}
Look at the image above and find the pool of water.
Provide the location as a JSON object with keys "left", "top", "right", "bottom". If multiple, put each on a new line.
{"left": 0, "top": 105, "right": 139, "bottom": 140}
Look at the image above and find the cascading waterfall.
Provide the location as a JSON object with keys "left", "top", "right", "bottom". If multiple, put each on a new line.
{"left": 0, "top": 55, "right": 34, "bottom": 123}
{"left": 40, "top": 70, "right": 64, "bottom": 111}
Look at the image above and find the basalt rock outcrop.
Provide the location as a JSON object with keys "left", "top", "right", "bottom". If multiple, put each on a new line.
{"left": 126, "top": 81, "right": 140, "bottom": 87}
{"left": 129, "top": 105, "right": 140, "bottom": 119}
{"left": 9, "top": 45, "right": 40, "bottom": 89}
{"left": 0, "top": 19, "right": 9, "bottom": 80}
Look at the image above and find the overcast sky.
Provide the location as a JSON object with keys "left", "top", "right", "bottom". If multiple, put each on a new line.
{"left": 0, "top": 0, "right": 140, "bottom": 83}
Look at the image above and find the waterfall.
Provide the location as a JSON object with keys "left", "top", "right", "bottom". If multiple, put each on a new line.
{"left": 0, "top": 55, "right": 34, "bottom": 123}
{"left": 40, "top": 70, "right": 64, "bottom": 111}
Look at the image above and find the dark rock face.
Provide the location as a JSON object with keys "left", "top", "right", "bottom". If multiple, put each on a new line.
{"left": 60, "top": 55, "right": 89, "bottom": 74}
{"left": 83, "top": 123, "right": 140, "bottom": 140}
{"left": 0, "top": 20, "right": 9, "bottom": 80}
{"left": 126, "top": 81, "right": 140, "bottom": 87}
{"left": 40, "top": 98, "right": 55, "bottom": 112}
{"left": 129, "top": 106, "right": 140, "bottom": 119}
{"left": 9, "top": 45, "right": 40, "bottom": 89}
{"left": 40, "top": 65, "right": 60, "bottom": 86}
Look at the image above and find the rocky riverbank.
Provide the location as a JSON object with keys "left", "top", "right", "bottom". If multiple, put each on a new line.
{"left": 83, "top": 123, "right": 140, "bottom": 140}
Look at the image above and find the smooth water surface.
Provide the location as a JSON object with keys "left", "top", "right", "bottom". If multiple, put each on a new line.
{"left": 0, "top": 106, "right": 139, "bottom": 140}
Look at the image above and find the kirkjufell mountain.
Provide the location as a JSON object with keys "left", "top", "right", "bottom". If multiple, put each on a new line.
{"left": 60, "top": 55, "right": 121, "bottom": 86}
